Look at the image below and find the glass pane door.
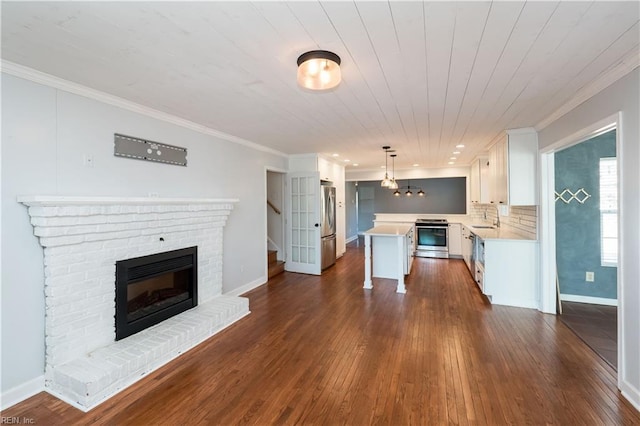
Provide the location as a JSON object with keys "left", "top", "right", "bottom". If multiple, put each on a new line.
{"left": 286, "top": 172, "right": 321, "bottom": 275}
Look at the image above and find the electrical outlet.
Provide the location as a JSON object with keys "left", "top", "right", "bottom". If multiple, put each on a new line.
{"left": 585, "top": 271, "right": 595, "bottom": 282}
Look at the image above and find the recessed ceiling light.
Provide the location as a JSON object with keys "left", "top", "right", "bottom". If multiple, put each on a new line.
{"left": 381, "top": 165, "right": 386, "bottom": 169}
{"left": 453, "top": 151, "right": 460, "bottom": 154}
{"left": 450, "top": 157, "right": 457, "bottom": 160}
{"left": 413, "top": 163, "right": 419, "bottom": 167}
{"left": 353, "top": 163, "right": 359, "bottom": 166}
{"left": 344, "top": 159, "right": 350, "bottom": 162}
{"left": 456, "top": 144, "right": 465, "bottom": 148}
{"left": 332, "top": 153, "right": 339, "bottom": 157}
{"left": 448, "top": 161, "right": 455, "bottom": 165}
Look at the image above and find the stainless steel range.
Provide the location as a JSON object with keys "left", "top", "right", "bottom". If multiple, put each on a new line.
{"left": 415, "top": 218, "right": 449, "bottom": 258}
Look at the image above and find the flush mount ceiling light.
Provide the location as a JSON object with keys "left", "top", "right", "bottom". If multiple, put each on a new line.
{"left": 297, "top": 50, "right": 341, "bottom": 91}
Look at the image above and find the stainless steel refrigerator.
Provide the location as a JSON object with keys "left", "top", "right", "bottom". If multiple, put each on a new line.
{"left": 320, "top": 184, "right": 336, "bottom": 270}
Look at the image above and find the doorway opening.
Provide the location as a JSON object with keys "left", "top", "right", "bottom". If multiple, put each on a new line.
{"left": 266, "top": 169, "right": 286, "bottom": 279}
{"left": 540, "top": 113, "right": 621, "bottom": 376}
{"left": 553, "top": 128, "right": 618, "bottom": 368}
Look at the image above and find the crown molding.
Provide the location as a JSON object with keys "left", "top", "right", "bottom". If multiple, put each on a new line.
{"left": 535, "top": 51, "right": 640, "bottom": 131}
{"left": 0, "top": 60, "right": 288, "bottom": 158}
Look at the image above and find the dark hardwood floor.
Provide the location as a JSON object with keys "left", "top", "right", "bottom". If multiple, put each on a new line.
{"left": 3, "top": 241, "right": 639, "bottom": 425}
{"left": 560, "top": 301, "right": 618, "bottom": 369}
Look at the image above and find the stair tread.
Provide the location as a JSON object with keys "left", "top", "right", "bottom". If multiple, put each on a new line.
{"left": 268, "top": 250, "right": 278, "bottom": 265}
{"left": 268, "top": 260, "right": 286, "bottom": 279}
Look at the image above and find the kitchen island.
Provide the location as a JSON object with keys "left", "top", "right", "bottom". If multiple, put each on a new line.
{"left": 363, "top": 224, "right": 414, "bottom": 293}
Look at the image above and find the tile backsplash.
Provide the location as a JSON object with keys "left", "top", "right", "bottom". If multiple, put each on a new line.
{"left": 469, "top": 204, "right": 538, "bottom": 239}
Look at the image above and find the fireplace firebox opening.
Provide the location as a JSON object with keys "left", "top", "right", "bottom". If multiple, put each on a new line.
{"left": 115, "top": 246, "right": 198, "bottom": 340}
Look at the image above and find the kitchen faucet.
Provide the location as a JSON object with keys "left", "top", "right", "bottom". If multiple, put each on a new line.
{"left": 494, "top": 205, "right": 501, "bottom": 228}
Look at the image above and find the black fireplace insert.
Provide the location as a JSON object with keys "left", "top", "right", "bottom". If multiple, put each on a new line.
{"left": 115, "top": 246, "right": 197, "bottom": 340}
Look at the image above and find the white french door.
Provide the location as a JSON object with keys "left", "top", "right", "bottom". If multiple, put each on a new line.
{"left": 285, "top": 171, "right": 321, "bottom": 275}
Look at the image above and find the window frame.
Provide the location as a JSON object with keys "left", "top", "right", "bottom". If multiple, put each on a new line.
{"left": 599, "top": 157, "right": 617, "bottom": 267}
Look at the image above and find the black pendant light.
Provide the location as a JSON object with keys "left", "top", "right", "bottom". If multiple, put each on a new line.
{"left": 392, "top": 179, "right": 425, "bottom": 197}
{"left": 388, "top": 154, "right": 398, "bottom": 189}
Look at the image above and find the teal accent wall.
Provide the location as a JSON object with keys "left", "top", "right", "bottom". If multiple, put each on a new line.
{"left": 555, "top": 130, "right": 617, "bottom": 299}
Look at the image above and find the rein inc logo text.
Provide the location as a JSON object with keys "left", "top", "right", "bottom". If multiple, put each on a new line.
{"left": 1, "top": 418, "right": 34, "bottom": 424}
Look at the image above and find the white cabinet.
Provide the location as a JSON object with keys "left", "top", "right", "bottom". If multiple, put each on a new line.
{"left": 364, "top": 224, "right": 413, "bottom": 294}
{"left": 448, "top": 223, "right": 462, "bottom": 257}
{"left": 460, "top": 225, "right": 473, "bottom": 272}
{"left": 470, "top": 157, "right": 490, "bottom": 204}
{"left": 483, "top": 239, "right": 538, "bottom": 309}
{"left": 405, "top": 226, "right": 414, "bottom": 274}
{"left": 474, "top": 263, "right": 484, "bottom": 292}
{"left": 488, "top": 128, "right": 538, "bottom": 206}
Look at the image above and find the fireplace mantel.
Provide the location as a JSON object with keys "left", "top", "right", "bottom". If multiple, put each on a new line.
{"left": 18, "top": 195, "right": 239, "bottom": 206}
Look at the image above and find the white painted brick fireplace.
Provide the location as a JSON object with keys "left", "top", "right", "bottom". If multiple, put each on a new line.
{"left": 17, "top": 196, "right": 250, "bottom": 411}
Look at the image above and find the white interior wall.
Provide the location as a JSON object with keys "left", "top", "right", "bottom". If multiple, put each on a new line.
{"left": 537, "top": 68, "right": 640, "bottom": 409}
{"left": 1, "top": 73, "right": 287, "bottom": 396}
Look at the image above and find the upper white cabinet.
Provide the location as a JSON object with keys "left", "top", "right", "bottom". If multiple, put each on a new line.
{"left": 470, "top": 156, "right": 490, "bottom": 204}
{"left": 488, "top": 128, "right": 538, "bottom": 206}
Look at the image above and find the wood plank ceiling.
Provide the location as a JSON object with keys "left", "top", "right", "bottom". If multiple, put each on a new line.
{"left": 2, "top": 1, "right": 638, "bottom": 170}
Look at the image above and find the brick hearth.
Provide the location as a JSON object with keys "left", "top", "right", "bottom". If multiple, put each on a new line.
{"left": 18, "top": 196, "right": 249, "bottom": 411}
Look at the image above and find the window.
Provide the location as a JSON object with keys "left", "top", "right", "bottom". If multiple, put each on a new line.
{"left": 599, "top": 157, "right": 617, "bottom": 266}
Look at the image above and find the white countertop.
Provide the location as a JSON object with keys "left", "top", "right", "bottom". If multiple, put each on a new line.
{"left": 462, "top": 223, "right": 535, "bottom": 241}
{"left": 364, "top": 224, "right": 413, "bottom": 237}
{"left": 372, "top": 214, "right": 536, "bottom": 241}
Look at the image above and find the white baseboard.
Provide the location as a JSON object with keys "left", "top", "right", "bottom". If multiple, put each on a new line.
{"left": 489, "top": 297, "right": 539, "bottom": 310}
{"left": 346, "top": 235, "right": 358, "bottom": 243}
{"left": 1, "top": 375, "right": 44, "bottom": 410}
{"left": 560, "top": 294, "right": 618, "bottom": 306}
{"left": 224, "top": 276, "right": 266, "bottom": 297}
{"left": 620, "top": 380, "right": 640, "bottom": 413}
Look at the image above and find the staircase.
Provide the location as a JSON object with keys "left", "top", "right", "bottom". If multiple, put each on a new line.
{"left": 268, "top": 250, "right": 285, "bottom": 279}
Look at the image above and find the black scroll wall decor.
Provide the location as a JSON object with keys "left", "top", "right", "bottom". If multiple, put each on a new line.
{"left": 114, "top": 134, "right": 187, "bottom": 166}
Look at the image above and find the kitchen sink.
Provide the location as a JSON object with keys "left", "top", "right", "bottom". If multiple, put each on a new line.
{"left": 472, "top": 225, "right": 496, "bottom": 229}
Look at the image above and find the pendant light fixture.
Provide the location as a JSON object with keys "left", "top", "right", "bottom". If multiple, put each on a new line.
{"left": 393, "top": 180, "right": 426, "bottom": 197}
{"left": 388, "top": 154, "right": 398, "bottom": 189}
{"left": 297, "top": 50, "right": 341, "bottom": 91}
{"left": 380, "top": 146, "right": 392, "bottom": 187}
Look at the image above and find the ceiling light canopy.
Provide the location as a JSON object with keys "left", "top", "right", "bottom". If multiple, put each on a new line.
{"left": 297, "top": 50, "right": 341, "bottom": 91}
